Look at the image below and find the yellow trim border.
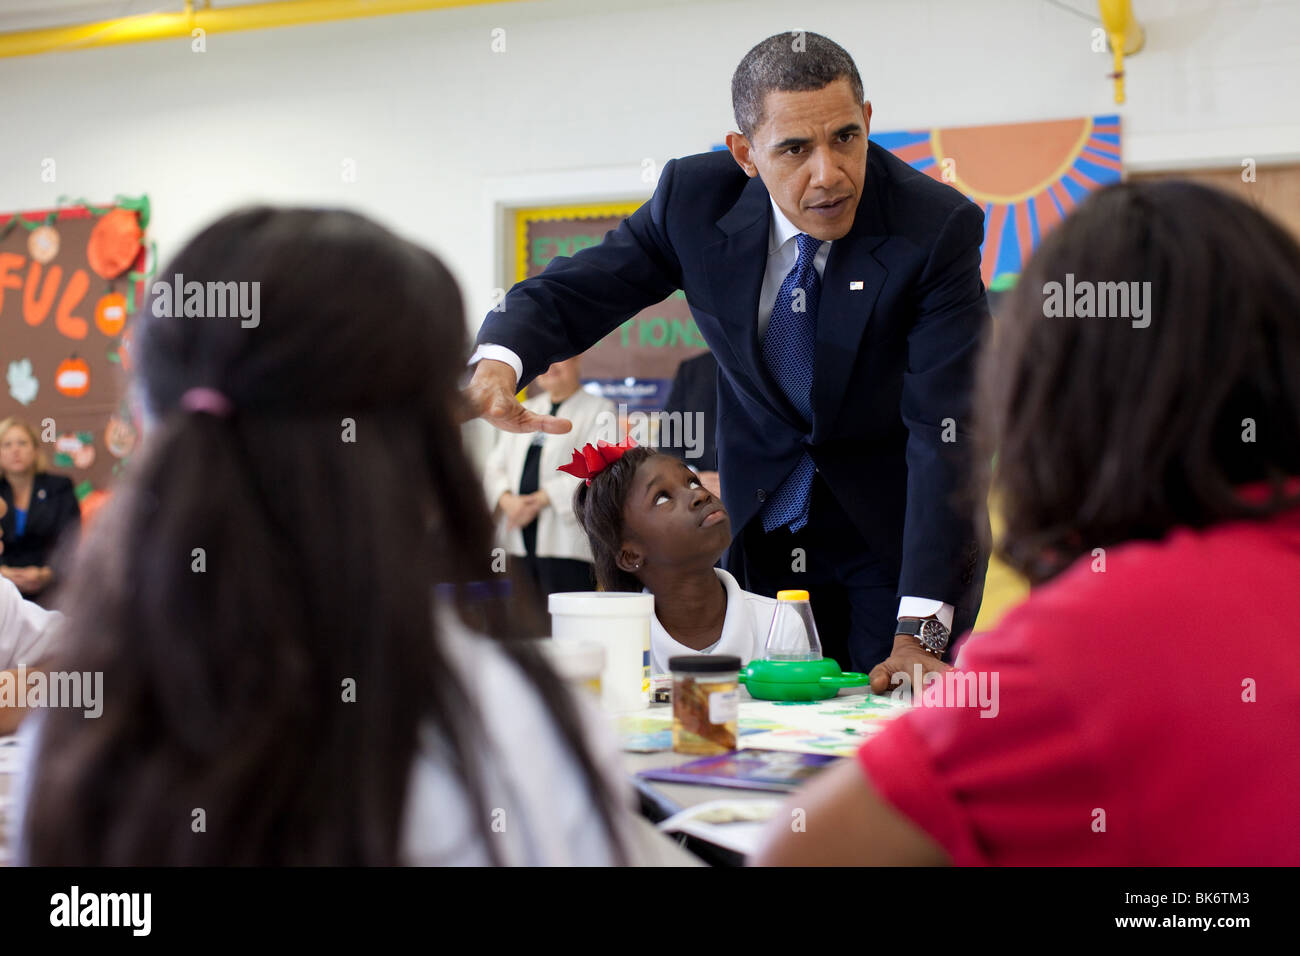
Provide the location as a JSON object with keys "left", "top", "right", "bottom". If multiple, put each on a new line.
{"left": 513, "top": 201, "right": 641, "bottom": 283}
{"left": 0, "top": 0, "right": 529, "bottom": 59}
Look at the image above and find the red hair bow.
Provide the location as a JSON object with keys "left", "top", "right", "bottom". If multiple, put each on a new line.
{"left": 556, "top": 437, "right": 638, "bottom": 485}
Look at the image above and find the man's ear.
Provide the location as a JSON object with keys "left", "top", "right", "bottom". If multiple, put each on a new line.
{"left": 725, "top": 131, "right": 759, "bottom": 178}
{"left": 615, "top": 543, "right": 644, "bottom": 574}
{"left": 863, "top": 100, "right": 872, "bottom": 133}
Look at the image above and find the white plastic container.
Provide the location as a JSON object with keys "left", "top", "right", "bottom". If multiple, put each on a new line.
{"left": 548, "top": 592, "right": 653, "bottom": 713}
{"left": 539, "top": 639, "right": 605, "bottom": 700}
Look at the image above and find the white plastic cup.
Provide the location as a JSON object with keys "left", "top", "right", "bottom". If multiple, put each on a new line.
{"left": 548, "top": 592, "right": 653, "bottom": 713}
{"left": 539, "top": 639, "right": 605, "bottom": 700}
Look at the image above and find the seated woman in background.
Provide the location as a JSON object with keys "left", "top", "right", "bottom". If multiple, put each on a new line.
{"left": 569, "top": 444, "right": 802, "bottom": 673}
{"left": 483, "top": 355, "right": 614, "bottom": 597}
{"left": 15, "top": 207, "right": 648, "bottom": 866}
{"left": 0, "top": 417, "right": 81, "bottom": 605}
{"left": 755, "top": 181, "right": 1300, "bottom": 866}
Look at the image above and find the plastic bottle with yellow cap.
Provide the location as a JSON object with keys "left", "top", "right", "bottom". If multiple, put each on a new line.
{"left": 736, "top": 589, "right": 873, "bottom": 701}
{"left": 766, "top": 590, "right": 821, "bottom": 661}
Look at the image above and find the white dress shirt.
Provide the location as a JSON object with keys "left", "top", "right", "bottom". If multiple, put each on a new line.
{"left": 0, "top": 576, "right": 62, "bottom": 669}
{"left": 471, "top": 198, "right": 954, "bottom": 632}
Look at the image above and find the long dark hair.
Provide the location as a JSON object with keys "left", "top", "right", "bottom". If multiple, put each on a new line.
{"left": 573, "top": 447, "right": 657, "bottom": 592}
{"left": 23, "top": 207, "right": 627, "bottom": 865}
{"left": 978, "top": 181, "right": 1300, "bottom": 584}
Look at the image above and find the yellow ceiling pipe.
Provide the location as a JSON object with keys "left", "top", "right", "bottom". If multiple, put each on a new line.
{"left": 0, "top": 0, "right": 527, "bottom": 59}
{"left": 1098, "top": 0, "right": 1145, "bottom": 104}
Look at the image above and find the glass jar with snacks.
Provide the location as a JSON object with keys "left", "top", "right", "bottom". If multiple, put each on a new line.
{"left": 669, "top": 655, "right": 741, "bottom": 755}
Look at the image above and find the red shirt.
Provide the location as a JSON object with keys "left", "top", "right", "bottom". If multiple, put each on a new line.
{"left": 858, "top": 503, "right": 1300, "bottom": 865}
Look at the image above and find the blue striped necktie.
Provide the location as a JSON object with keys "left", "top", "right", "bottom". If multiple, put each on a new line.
{"left": 759, "top": 232, "right": 821, "bottom": 532}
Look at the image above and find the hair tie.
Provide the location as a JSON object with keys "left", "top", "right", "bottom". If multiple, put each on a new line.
{"left": 556, "top": 436, "right": 637, "bottom": 486}
{"left": 180, "top": 387, "right": 233, "bottom": 418}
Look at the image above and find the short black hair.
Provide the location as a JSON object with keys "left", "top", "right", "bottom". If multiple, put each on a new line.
{"left": 572, "top": 446, "right": 657, "bottom": 592}
{"left": 979, "top": 180, "right": 1300, "bottom": 584}
{"left": 731, "top": 31, "right": 865, "bottom": 139}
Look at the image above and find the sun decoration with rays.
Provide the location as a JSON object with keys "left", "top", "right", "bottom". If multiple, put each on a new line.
{"left": 872, "top": 115, "right": 1122, "bottom": 290}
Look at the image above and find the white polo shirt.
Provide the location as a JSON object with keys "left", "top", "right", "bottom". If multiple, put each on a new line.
{"left": 9, "top": 609, "right": 658, "bottom": 866}
{"left": 0, "top": 576, "right": 62, "bottom": 670}
{"left": 648, "top": 567, "right": 809, "bottom": 674}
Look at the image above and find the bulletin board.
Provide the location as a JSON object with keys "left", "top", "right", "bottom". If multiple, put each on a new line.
{"left": 513, "top": 202, "right": 708, "bottom": 412}
{"left": 872, "top": 114, "right": 1123, "bottom": 290}
{"left": 0, "top": 197, "right": 151, "bottom": 520}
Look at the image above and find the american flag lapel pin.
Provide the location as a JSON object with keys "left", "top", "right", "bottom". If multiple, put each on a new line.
{"left": 849, "top": 280, "right": 864, "bottom": 291}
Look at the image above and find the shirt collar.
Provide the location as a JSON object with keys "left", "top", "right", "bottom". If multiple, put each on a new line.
{"left": 768, "top": 196, "right": 830, "bottom": 259}
{"left": 645, "top": 567, "right": 753, "bottom": 660}
{"left": 768, "top": 196, "right": 803, "bottom": 256}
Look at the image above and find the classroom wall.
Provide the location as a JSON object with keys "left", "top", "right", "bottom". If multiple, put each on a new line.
{"left": 2, "top": 0, "right": 1294, "bottom": 631}
{"left": 2, "top": 0, "right": 1297, "bottom": 472}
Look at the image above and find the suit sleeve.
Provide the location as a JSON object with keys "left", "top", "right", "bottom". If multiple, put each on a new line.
{"left": 476, "top": 162, "right": 684, "bottom": 388}
{"left": 898, "top": 201, "right": 989, "bottom": 604}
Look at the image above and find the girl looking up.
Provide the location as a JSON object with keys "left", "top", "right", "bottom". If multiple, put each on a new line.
{"left": 569, "top": 443, "right": 804, "bottom": 673}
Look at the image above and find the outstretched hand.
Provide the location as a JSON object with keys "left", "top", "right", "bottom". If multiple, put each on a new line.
{"left": 459, "top": 359, "right": 573, "bottom": 435}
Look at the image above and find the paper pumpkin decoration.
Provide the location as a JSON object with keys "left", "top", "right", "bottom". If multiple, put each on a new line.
{"left": 28, "top": 224, "right": 60, "bottom": 264}
{"left": 87, "top": 208, "right": 142, "bottom": 280}
{"left": 53, "top": 432, "right": 96, "bottom": 470}
{"left": 80, "top": 489, "right": 110, "bottom": 529}
{"left": 94, "top": 291, "right": 128, "bottom": 337}
{"left": 105, "top": 414, "right": 137, "bottom": 459}
{"left": 54, "top": 356, "right": 91, "bottom": 397}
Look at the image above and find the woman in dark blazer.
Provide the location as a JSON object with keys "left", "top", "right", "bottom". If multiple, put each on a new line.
{"left": 0, "top": 418, "right": 81, "bottom": 603}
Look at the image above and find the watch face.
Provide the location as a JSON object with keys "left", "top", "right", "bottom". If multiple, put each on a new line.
{"left": 920, "top": 620, "right": 949, "bottom": 651}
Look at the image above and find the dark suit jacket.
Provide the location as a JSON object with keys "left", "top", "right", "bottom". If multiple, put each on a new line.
{"left": 0, "top": 472, "right": 82, "bottom": 569}
{"left": 662, "top": 351, "right": 719, "bottom": 471}
{"left": 477, "top": 143, "right": 990, "bottom": 612}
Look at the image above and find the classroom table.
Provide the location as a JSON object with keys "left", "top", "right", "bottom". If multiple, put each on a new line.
{"left": 0, "top": 687, "right": 899, "bottom": 867}
{"left": 618, "top": 685, "right": 895, "bottom": 864}
{"left": 622, "top": 685, "right": 873, "bottom": 808}
{"left": 0, "top": 736, "right": 21, "bottom": 866}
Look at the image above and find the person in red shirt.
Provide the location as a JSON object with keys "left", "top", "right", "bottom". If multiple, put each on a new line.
{"left": 755, "top": 180, "right": 1300, "bottom": 866}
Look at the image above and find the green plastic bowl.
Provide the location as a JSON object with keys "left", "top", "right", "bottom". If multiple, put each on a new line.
{"left": 738, "top": 657, "right": 871, "bottom": 701}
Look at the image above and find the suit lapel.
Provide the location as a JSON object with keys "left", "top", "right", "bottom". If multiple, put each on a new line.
{"left": 813, "top": 144, "right": 890, "bottom": 440}
{"left": 702, "top": 147, "right": 893, "bottom": 437}
{"left": 702, "top": 175, "right": 804, "bottom": 429}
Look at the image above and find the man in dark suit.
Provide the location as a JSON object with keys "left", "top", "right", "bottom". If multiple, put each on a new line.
{"left": 464, "top": 32, "right": 989, "bottom": 683}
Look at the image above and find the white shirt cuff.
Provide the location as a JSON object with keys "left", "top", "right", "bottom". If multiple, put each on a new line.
{"left": 468, "top": 344, "right": 523, "bottom": 387}
{"left": 897, "top": 598, "right": 954, "bottom": 632}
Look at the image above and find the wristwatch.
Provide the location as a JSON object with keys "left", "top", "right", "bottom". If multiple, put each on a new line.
{"left": 896, "top": 616, "right": 950, "bottom": 657}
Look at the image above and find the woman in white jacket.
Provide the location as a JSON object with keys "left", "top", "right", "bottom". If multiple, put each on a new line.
{"left": 483, "top": 358, "right": 615, "bottom": 596}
